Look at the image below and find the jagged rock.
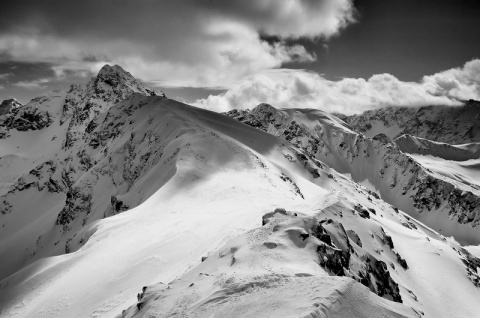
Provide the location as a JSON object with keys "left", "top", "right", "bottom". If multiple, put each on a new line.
{"left": 61, "top": 64, "right": 162, "bottom": 149}
{"left": 347, "top": 229, "right": 362, "bottom": 247}
{"left": 372, "top": 133, "right": 391, "bottom": 144}
{"left": 3, "top": 105, "right": 52, "bottom": 132}
{"left": 110, "top": 196, "right": 129, "bottom": 215}
{"left": 395, "top": 252, "right": 409, "bottom": 270}
{"left": 0, "top": 200, "right": 12, "bottom": 214}
{"left": 308, "top": 217, "right": 402, "bottom": 302}
{"left": 0, "top": 98, "right": 22, "bottom": 116}
{"left": 262, "top": 207, "right": 293, "bottom": 225}
{"left": 56, "top": 187, "right": 92, "bottom": 230}
{"left": 354, "top": 204, "right": 370, "bottom": 219}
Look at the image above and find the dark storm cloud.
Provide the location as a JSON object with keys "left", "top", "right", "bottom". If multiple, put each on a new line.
{"left": 0, "top": 0, "right": 355, "bottom": 89}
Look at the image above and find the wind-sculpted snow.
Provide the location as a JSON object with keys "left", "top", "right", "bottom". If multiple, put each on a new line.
{"left": 338, "top": 100, "right": 480, "bottom": 144}
{"left": 123, "top": 195, "right": 480, "bottom": 318}
{"left": 226, "top": 104, "right": 480, "bottom": 244}
{"left": 123, "top": 209, "right": 418, "bottom": 318}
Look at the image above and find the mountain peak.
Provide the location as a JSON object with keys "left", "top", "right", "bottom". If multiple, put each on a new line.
{"left": 92, "top": 64, "right": 161, "bottom": 97}
{"left": 96, "top": 64, "right": 136, "bottom": 84}
{"left": 0, "top": 98, "right": 23, "bottom": 116}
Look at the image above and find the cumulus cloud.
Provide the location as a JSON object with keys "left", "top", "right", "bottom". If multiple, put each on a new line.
{"left": 195, "top": 59, "right": 480, "bottom": 114}
{"left": 0, "top": 0, "right": 354, "bottom": 88}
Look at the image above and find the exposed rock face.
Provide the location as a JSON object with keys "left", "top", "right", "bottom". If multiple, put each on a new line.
{"left": 61, "top": 64, "right": 161, "bottom": 149}
{"left": 0, "top": 65, "right": 169, "bottom": 277}
{"left": 0, "top": 98, "right": 22, "bottom": 116}
{"left": 338, "top": 99, "right": 480, "bottom": 144}
{"left": 291, "top": 216, "right": 402, "bottom": 302}
{"left": 225, "top": 104, "right": 480, "bottom": 244}
{"left": 0, "top": 97, "right": 52, "bottom": 138}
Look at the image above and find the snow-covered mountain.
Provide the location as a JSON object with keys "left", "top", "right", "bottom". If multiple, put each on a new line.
{"left": 225, "top": 104, "right": 480, "bottom": 245}
{"left": 0, "top": 65, "right": 164, "bottom": 280}
{"left": 393, "top": 134, "right": 480, "bottom": 161}
{"left": 1, "top": 67, "right": 479, "bottom": 318}
{"left": 337, "top": 100, "right": 480, "bottom": 144}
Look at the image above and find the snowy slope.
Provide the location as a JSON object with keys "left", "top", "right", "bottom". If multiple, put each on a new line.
{"left": 0, "top": 85, "right": 333, "bottom": 317}
{"left": 124, "top": 195, "right": 480, "bottom": 318}
{"left": 0, "top": 68, "right": 479, "bottom": 318}
{"left": 226, "top": 104, "right": 480, "bottom": 245}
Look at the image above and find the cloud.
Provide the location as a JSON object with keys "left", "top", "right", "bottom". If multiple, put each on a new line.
{"left": 423, "top": 59, "right": 480, "bottom": 100}
{"left": 0, "top": 72, "right": 13, "bottom": 80}
{"left": 13, "top": 78, "right": 49, "bottom": 89}
{"left": 195, "top": 59, "right": 480, "bottom": 114}
{"left": 0, "top": 0, "right": 355, "bottom": 89}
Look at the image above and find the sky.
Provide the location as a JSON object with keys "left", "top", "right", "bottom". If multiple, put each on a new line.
{"left": 0, "top": 0, "right": 480, "bottom": 114}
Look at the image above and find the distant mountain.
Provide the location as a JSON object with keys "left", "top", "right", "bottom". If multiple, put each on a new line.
{"left": 0, "top": 67, "right": 479, "bottom": 318}
{"left": 337, "top": 100, "right": 480, "bottom": 144}
{"left": 393, "top": 134, "right": 480, "bottom": 161}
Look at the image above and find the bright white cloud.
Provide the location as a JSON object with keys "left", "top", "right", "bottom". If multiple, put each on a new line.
{"left": 0, "top": 0, "right": 354, "bottom": 89}
{"left": 195, "top": 59, "right": 480, "bottom": 114}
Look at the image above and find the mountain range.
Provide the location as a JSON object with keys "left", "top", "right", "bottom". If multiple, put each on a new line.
{"left": 0, "top": 65, "right": 479, "bottom": 318}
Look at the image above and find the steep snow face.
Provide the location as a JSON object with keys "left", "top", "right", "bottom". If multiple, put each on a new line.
{"left": 338, "top": 100, "right": 480, "bottom": 144}
{"left": 226, "top": 105, "right": 480, "bottom": 245}
{"left": 394, "top": 134, "right": 480, "bottom": 161}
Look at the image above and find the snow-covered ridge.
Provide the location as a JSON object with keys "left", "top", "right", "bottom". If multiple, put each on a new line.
{"left": 124, "top": 208, "right": 419, "bottom": 318}
{"left": 225, "top": 104, "right": 480, "bottom": 245}
{"left": 337, "top": 100, "right": 480, "bottom": 144}
{"left": 393, "top": 134, "right": 480, "bottom": 161}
